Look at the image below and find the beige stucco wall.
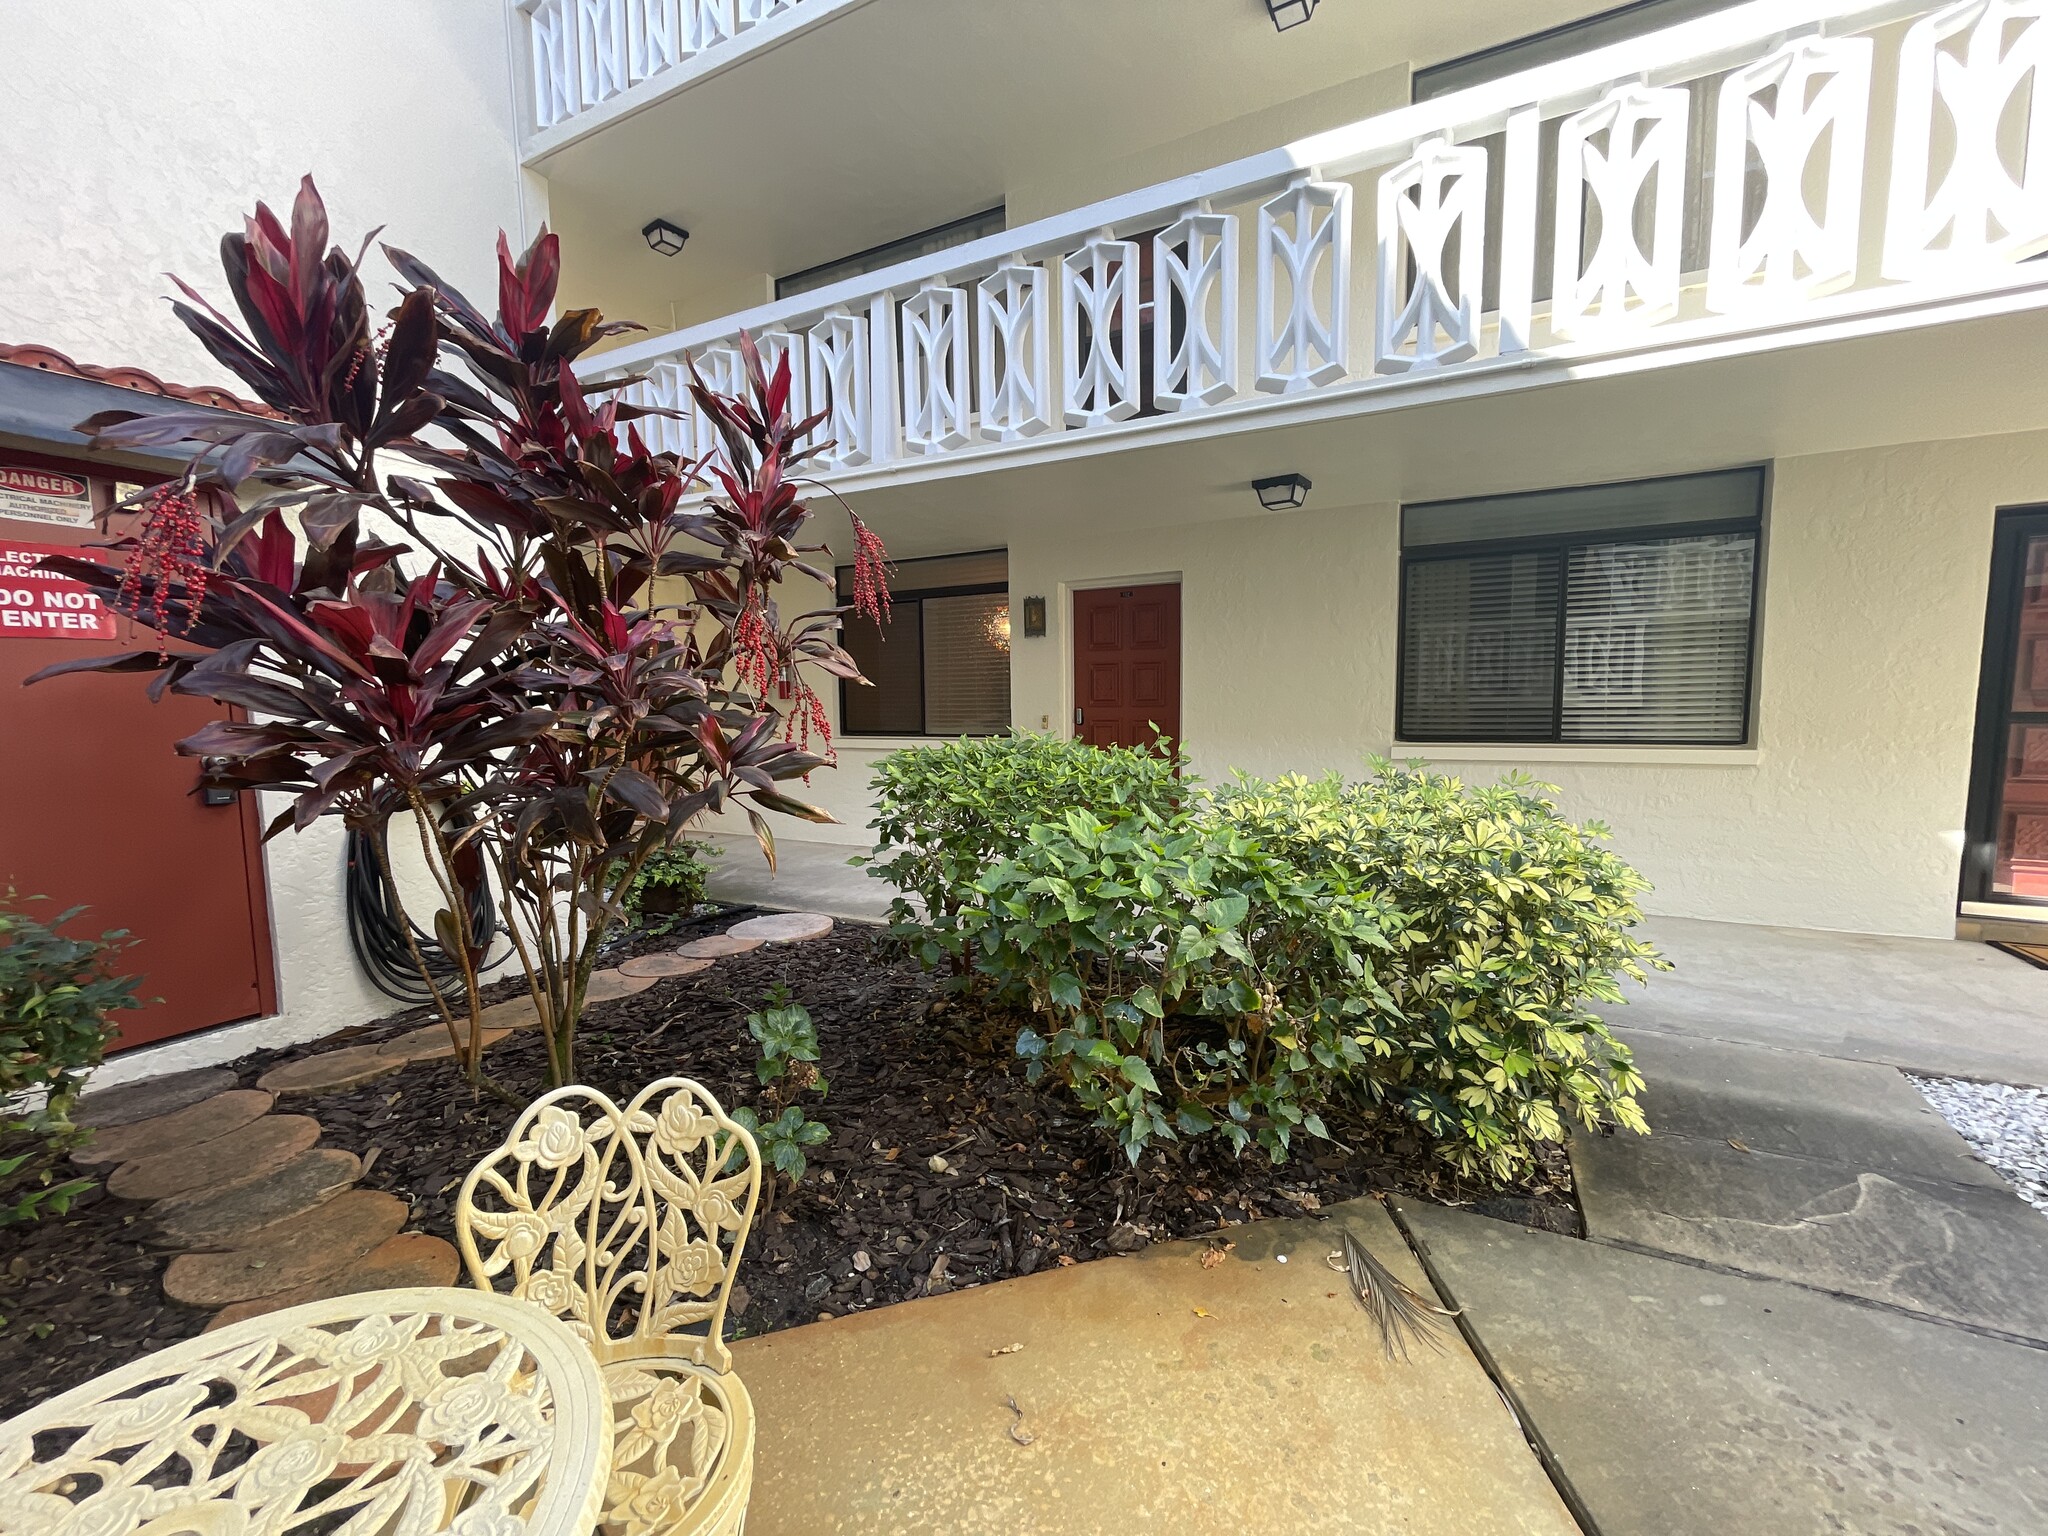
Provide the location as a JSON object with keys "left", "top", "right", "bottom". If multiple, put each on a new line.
{"left": 771, "top": 428, "right": 2048, "bottom": 941}
{"left": 0, "top": 0, "right": 533, "bottom": 1046}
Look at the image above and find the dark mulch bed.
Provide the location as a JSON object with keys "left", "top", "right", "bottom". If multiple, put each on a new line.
{"left": 0, "top": 918, "right": 1578, "bottom": 1421}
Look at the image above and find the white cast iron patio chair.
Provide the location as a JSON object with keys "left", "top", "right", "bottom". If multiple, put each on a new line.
{"left": 456, "top": 1078, "right": 760, "bottom": 1536}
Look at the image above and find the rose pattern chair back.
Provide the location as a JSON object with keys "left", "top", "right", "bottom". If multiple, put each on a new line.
{"left": 456, "top": 1077, "right": 761, "bottom": 1374}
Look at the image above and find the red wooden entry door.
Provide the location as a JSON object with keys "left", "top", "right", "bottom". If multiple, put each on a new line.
{"left": 1, "top": 492, "right": 276, "bottom": 1051}
{"left": 1073, "top": 583, "right": 1181, "bottom": 750}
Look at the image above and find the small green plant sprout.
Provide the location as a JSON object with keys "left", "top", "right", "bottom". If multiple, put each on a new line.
{"left": 746, "top": 982, "right": 827, "bottom": 1096}
{"left": 732, "top": 1104, "right": 831, "bottom": 1186}
{"left": 0, "top": 892, "right": 144, "bottom": 1226}
{"left": 734, "top": 981, "right": 830, "bottom": 1212}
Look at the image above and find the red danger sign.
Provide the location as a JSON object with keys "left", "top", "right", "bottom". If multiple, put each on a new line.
{"left": 0, "top": 464, "right": 94, "bottom": 528}
{"left": 0, "top": 541, "right": 119, "bottom": 641}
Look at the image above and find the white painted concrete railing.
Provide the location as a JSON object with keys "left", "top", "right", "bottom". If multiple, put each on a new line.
{"left": 523, "top": 0, "right": 808, "bottom": 130}
{"left": 591, "top": 0, "right": 2048, "bottom": 480}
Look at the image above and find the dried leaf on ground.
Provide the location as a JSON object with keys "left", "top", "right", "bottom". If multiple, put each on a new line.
{"left": 1332, "top": 1228, "right": 1455, "bottom": 1362}
{"left": 1004, "top": 1394, "right": 1034, "bottom": 1446}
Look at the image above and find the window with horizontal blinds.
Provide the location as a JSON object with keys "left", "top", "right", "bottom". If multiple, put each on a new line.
{"left": 1399, "top": 469, "right": 1763, "bottom": 745}
{"left": 1402, "top": 550, "right": 1562, "bottom": 740}
{"left": 836, "top": 549, "right": 1010, "bottom": 737}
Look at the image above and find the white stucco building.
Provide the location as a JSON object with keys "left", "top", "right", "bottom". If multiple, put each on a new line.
{"left": 6, "top": 0, "right": 2048, "bottom": 1063}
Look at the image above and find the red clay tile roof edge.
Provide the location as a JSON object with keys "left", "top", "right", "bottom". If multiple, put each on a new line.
{"left": 0, "top": 342, "right": 281, "bottom": 420}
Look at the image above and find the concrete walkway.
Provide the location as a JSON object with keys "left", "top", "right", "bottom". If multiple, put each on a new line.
{"left": 1610, "top": 915, "right": 2048, "bottom": 1085}
{"left": 701, "top": 833, "right": 891, "bottom": 923}
{"left": 1401, "top": 1020, "right": 2048, "bottom": 1534}
{"left": 733, "top": 1199, "right": 1577, "bottom": 1535}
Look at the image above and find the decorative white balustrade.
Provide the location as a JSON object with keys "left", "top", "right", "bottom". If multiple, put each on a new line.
{"left": 600, "top": 0, "right": 2048, "bottom": 484}
{"left": 523, "top": 0, "right": 808, "bottom": 131}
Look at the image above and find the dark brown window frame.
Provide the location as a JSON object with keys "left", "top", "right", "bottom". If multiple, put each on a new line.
{"left": 1395, "top": 468, "right": 1767, "bottom": 748}
{"left": 833, "top": 549, "right": 1010, "bottom": 739}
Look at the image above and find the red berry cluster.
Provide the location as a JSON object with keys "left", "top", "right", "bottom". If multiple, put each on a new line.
{"left": 848, "top": 512, "right": 892, "bottom": 625}
{"left": 729, "top": 595, "right": 777, "bottom": 702}
{"left": 789, "top": 677, "right": 833, "bottom": 761}
{"left": 117, "top": 485, "right": 211, "bottom": 657}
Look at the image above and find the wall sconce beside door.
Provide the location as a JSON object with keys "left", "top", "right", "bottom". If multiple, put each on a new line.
{"left": 1021, "top": 596, "right": 1047, "bottom": 637}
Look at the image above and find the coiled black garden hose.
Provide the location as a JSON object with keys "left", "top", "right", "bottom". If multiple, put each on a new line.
{"left": 344, "top": 826, "right": 503, "bottom": 1004}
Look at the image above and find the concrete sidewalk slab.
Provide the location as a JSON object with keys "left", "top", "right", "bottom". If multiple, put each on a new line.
{"left": 1398, "top": 1201, "right": 2048, "bottom": 1536}
{"left": 1609, "top": 917, "right": 2048, "bottom": 1085}
{"left": 1620, "top": 1029, "right": 2001, "bottom": 1187}
{"left": 731, "top": 1199, "right": 1578, "bottom": 1536}
{"left": 702, "top": 833, "right": 891, "bottom": 923}
{"left": 1572, "top": 1131, "right": 2048, "bottom": 1342}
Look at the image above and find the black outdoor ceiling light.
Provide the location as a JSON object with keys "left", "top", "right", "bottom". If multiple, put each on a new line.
{"left": 1266, "top": 0, "right": 1318, "bottom": 31}
{"left": 642, "top": 218, "right": 689, "bottom": 257}
{"left": 1253, "top": 473, "right": 1312, "bottom": 511}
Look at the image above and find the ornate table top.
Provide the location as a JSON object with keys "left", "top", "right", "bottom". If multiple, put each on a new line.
{"left": 0, "top": 1286, "right": 613, "bottom": 1536}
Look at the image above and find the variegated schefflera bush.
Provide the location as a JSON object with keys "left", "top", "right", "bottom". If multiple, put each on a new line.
{"left": 869, "top": 741, "right": 1660, "bottom": 1182}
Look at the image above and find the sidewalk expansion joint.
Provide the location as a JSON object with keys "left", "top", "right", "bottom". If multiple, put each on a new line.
{"left": 1388, "top": 1200, "right": 1605, "bottom": 1536}
{"left": 1585, "top": 1232, "right": 2048, "bottom": 1354}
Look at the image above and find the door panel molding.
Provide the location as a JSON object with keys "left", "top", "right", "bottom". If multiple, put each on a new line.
{"left": 1070, "top": 580, "right": 1181, "bottom": 751}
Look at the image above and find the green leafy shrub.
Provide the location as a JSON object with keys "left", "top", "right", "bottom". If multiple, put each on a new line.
{"left": 876, "top": 753, "right": 1658, "bottom": 1181}
{"left": 1213, "top": 764, "right": 1657, "bottom": 1177}
{"left": 616, "top": 843, "right": 712, "bottom": 922}
{"left": 1, "top": 894, "right": 143, "bottom": 1224}
{"left": 862, "top": 734, "right": 1182, "bottom": 977}
{"left": 972, "top": 804, "right": 1402, "bottom": 1164}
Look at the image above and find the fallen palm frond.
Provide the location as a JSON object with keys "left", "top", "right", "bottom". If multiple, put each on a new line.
{"left": 1333, "top": 1227, "right": 1456, "bottom": 1361}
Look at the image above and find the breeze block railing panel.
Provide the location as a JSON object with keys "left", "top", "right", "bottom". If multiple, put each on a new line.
{"left": 596, "top": 0, "right": 2048, "bottom": 485}
{"left": 523, "top": 0, "right": 812, "bottom": 130}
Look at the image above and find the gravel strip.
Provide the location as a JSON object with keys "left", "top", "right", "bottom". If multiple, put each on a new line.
{"left": 1908, "top": 1074, "right": 2048, "bottom": 1216}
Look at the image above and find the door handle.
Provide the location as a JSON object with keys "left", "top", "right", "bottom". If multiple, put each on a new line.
{"left": 1074, "top": 707, "right": 1084, "bottom": 725}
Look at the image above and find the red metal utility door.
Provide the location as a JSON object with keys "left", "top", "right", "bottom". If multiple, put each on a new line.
{"left": 0, "top": 464, "right": 276, "bottom": 1050}
{"left": 1073, "top": 583, "right": 1181, "bottom": 750}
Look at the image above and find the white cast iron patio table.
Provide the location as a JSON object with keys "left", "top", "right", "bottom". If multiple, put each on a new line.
{"left": 0, "top": 1286, "right": 613, "bottom": 1535}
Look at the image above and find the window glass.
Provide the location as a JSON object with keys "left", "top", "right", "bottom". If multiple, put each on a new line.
{"left": 835, "top": 549, "right": 1010, "bottom": 737}
{"left": 1399, "top": 470, "right": 1762, "bottom": 745}
{"left": 1405, "top": 467, "right": 1763, "bottom": 546}
{"left": 1402, "top": 549, "right": 1562, "bottom": 741}
{"left": 778, "top": 208, "right": 1006, "bottom": 302}
{"left": 922, "top": 593, "right": 1011, "bottom": 735}
{"left": 1411, "top": 0, "right": 1741, "bottom": 100}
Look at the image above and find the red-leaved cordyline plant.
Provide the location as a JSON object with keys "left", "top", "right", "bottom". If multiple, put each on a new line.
{"left": 30, "top": 177, "right": 887, "bottom": 1087}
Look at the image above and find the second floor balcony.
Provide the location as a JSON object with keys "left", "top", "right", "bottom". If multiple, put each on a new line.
{"left": 578, "top": 0, "right": 2048, "bottom": 510}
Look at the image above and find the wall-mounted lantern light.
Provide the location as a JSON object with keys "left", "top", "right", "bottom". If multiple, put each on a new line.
{"left": 642, "top": 218, "right": 690, "bottom": 257}
{"left": 1021, "top": 595, "right": 1048, "bottom": 637}
{"left": 1265, "top": 0, "right": 1318, "bottom": 31}
{"left": 1252, "top": 473, "right": 1312, "bottom": 511}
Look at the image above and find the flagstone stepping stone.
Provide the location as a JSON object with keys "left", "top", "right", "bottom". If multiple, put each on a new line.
{"left": 617, "top": 952, "right": 715, "bottom": 980}
{"left": 257, "top": 1044, "right": 407, "bottom": 1096}
{"left": 728, "top": 911, "right": 835, "bottom": 944}
{"left": 150, "top": 1148, "right": 363, "bottom": 1249}
{"left": 676, "top": 933, "right": 763, "bottom": 959}
{"left": 75, "top": 1067, "right": 236, "bottom": 1129}
{"left": 480, "top": 995, "right": 543, "bottom": 1030}
{"left": 584, "top": 968, "right": 658, "bottom": 1003}
{"left": 204, "top": 1233, "right": 464, "bottom": 1331}
{"left": 72, "top": 1089, "right": 275, "bottom": 1167}
{"left": 376, "top": 1022, "right": 512, "bottom": 1062}
{"left": 163, "top": 1189, "right": 409, "bottom": 1307}
{"left": 107, "top": 1114, "right": 321, "bottom": 1203}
